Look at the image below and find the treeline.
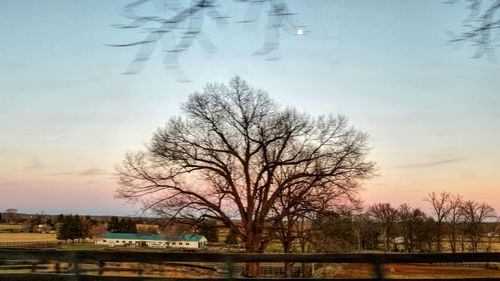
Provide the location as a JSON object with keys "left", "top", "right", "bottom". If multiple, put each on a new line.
{"left": 106, "top": 216, "right": 137, "bottom": 233}
{"left": 56, "top": 214, "right": 98, "bottom": 242}
{"left": 287, "top": 192, "right": 498, "bottom": 254}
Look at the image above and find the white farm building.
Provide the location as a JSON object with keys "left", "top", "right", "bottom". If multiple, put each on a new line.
{"left": 95, "top": 233, "right": 208, "bottom": 249}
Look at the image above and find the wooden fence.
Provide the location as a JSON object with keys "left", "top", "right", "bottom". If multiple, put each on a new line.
{"left": 0, "top": 249, "right": 500, "bottom": 281}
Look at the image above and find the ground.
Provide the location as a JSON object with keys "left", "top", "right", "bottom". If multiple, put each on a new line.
{"left": 0, "top": 233, "right": 56, "bottom": 243}
{"left": 315, "top": 263, "right": 500, "bottom": 279}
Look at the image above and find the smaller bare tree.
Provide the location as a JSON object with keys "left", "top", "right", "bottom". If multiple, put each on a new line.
{"left": 368, "top": 203, "right": 398, "bottom": 252}
{"left": 4, "top": 208, "right": 18, "bottom": 224}
{"left": 398, "top": 204, "right": 426, "bottom": 252}
{"left": 444, "top": 193, "right": 464, "bottom": 252}
{"left": 425, "top": 191, "right": 451, "bottom": 252}
{"left": 461, "top": 200, "right": 496, "bottom": 252}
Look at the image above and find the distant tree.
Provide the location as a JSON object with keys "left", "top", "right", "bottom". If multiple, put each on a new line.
{"left": 80, "top": 216, "right": 97, "bottom": 239}
{"left": 137, "top": 224, "right": 160, "bottom": 234}
{"left": 56, "top": 214, "right": 65, "bottom": 224}
{"left": 29, "top": 215, "right": 43, "bottom": 233}
{"left": 310, "top": 211, "right": 357, "bottom": 253}
{"left": 461, "top": 200, "right": 496, "bottom": 252}
{"left": 57, "top": 214, "right": 72, "bottom": 241}
{"left": 358, "top": 214, "right": 381, "bottom": 251}
{"left": 5, "top": 208, "right": 18, "bottom": 224}
{"left": 444, "top": 193, "right": 464, "bottom": 253}
{"left": 425, "top": 191, "right": 452, "bottom": 252}
{"left": 89, "top": 223, "right": 107, "bottom": 239}
{"left": 106, "top": 216, "right": 137, "bottom": 233}
{"left": 368, "top": 203, "right": 398, "bottom": 251}
{"left": 397, "top": 204, "right": 426, "bottom": 252}
{"left": 45, "top": 218, "right": 55, "bottom": 228}
{"left": 57, "top": 214, "right": 89, "bottom": 242}
{"left": 484, "top": 220, "right": 500, "bottom": 252}
{"left": 413, "top": 217, "right": 437, "bottom": 252}
{"left": 225, "top": 229, "right": 239, "bottom": 246}
{"left": 73, "top": 215, "right": 83, "bottom": 240}
{"left": 124, "top": 218, "right": 138, "bottom": 233}
{"left": 107, "top": 216, "right": 121, "bottom": 233}
{"left": 196, "top": 220, "right": 219, "bottom": 243}
{"left": 163, "top": 220, "right": 193, "bottom": 240}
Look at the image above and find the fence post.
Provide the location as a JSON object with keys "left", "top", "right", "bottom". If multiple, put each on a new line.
{"left": 372, "top": 255, "right": 385, "bottom": 281}
{"left": 72, "top": 252, "right": 80, "bottom": 281}
{"left": 98, "top": 260, "right": 104, "bottom": 275}
{"left": 225, "top": 257, "right": 234, "bottom": 281}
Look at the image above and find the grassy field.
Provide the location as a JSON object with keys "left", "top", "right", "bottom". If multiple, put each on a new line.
{"left": 0, "top": 224, "right": 29, "bottom": 232}
{"left": 0, "top": 233, "right": 57, "bottom": 243}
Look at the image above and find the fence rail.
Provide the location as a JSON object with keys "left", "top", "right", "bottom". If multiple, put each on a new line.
{"left": 1, "top": 249, "right": 500, "bottom": 281}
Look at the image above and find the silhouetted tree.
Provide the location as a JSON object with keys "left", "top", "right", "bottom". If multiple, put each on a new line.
{"left": 461, "top": 200, "right": 496, "bottom": 252}
{"left": 107, "top": 216, "right": 121, "bottom": 233}
{"left": 311, "top": 211, "right": 357, "bottom": 253}
{"left": 397, "top": 204, "right": 426, "bottom": 252}
{"left": 117, "top": 77, "right": 374, "bottom": 276}
{"left": 425, "top": 191, "right": 451, "bottom": 252}
{"left": 57, "top": 214, "right": 79, "bottom": 242}
{"left": 106, "top": 216, "right": 137, "bottom": 233}
{"left": 444, "top": 193, "right": 464, "bottom": 253}
{"left": 4, "top": 208, "right": 18, "bottom": 224}
{"left": 368, "top": 203, "right": 398, "bottom": 251}
{"left": 196, "top": 220, "right": 219, "bottom": 243}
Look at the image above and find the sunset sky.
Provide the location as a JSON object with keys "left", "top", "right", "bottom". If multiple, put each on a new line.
{"left": 1, "top": 0, "right": 499, "bottom": 216}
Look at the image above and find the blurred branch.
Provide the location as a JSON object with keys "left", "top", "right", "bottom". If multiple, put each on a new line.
{"left": 448, "top": 0, "right": 500, "bottom": 58}
{"left": 110, "top": 0, "right": 305, "bottom": 81}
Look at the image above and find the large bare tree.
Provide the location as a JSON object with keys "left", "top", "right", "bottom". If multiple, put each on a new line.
{"left": 117, "top": 77, "right": 374, "bottom": 263}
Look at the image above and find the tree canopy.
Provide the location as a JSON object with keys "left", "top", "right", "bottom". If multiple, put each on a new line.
{"left": 117, "top": 77, "right": 374, "bottom": 256}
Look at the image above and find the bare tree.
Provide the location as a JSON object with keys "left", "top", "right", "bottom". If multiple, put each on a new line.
{"left": 397, "top": 204, "right": 426, "bottom": 253}
{"left": 425, "top": 191, "right": 451, "bottom": 252}
{"left": 367, "top": 203, "right": 398, "bottom": 252}
{"left": 4, "top": 208, "right": 18, "bottom": 224}
{"left": 444, "top": 193, "right": 464, "bottom": 253}
{"left": 117, "top": 77, "right": 374, "bottom": 275}
{"left": 461, "top": 200, "right": 496, "bottom": 252}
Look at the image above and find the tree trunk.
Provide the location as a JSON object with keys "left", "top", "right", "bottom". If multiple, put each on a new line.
{"left": 283, "top": 241, "right": 293, "bottom": 278}
{"left": 244, "top": 238, "right": 262, "bottom": 277}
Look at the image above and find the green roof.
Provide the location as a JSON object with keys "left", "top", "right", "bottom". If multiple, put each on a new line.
{"left": 100, "top": 233, "right": 206, "bottom": 241}
{"left": 101, "top": 233, "right": 166, "bottom": 241}
{"left": 175, "top": 234, "right": 205, "bottom": 241}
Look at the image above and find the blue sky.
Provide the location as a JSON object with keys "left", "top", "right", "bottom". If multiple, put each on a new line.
{"left": 1, "top": 0, "right": 499, "bottom": 215}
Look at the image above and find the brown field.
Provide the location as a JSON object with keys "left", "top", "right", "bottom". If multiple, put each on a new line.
{"left": 0, "top": 233, "right": 57, "bottom": 243}
{"left": 316, "top": 263, "right": 500, "bottom": 279}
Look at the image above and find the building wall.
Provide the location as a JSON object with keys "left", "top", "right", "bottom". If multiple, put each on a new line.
{"left": 95, "top": 238, "right": 168, "bottom": 248}
{"left": 169, "top": 240, "right": 202, "bottom": 249}
{"left": 95, "top": 237, "right": 207, "bottom": 249}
